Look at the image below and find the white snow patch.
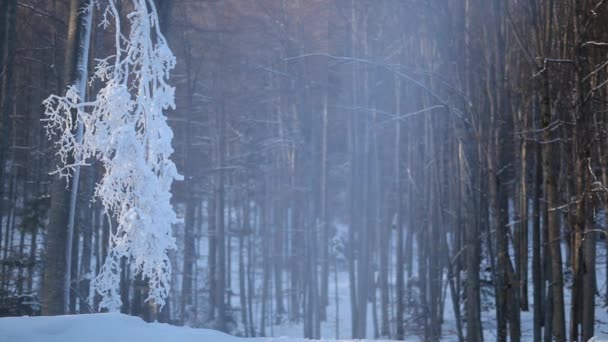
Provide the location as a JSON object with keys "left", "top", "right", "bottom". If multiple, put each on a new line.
{"left": 0, "top": 313, "right": 398, "bottom": 342}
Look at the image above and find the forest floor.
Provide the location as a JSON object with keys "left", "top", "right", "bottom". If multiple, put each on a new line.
{"left": 267, "top": 240, "right": 608, "bottom": 341}
{"left": 3, "top": 243, "right": 608, "bottom": 341}
{"left": 0, "top": 312, "right": 396, "bottom": 342}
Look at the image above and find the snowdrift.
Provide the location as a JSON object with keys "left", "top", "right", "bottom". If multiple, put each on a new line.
{"left": 0, "top": 313, "right": 241, "bottom": 342}
{"left": 0, "top": 312, "right": 390, "bottom": 342}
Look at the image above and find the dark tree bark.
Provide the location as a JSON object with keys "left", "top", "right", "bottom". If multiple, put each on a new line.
{"left": 42, "top": 0, "right": 86, "bottom": 316}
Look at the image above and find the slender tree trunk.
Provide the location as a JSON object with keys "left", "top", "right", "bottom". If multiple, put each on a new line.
{"left": 260, "top": 200, "right": 269, "bottom": 336}
{"left": 69, "top": 217, "right": 79, "bottom": 313}
{"left": 42, "top": 0, "right": 92, "bottom": 315}
{"left": 518, "top": 105, "right": 529, "bottom": 312}
{"left": 541, "top": 66, "right": 566, "bottom": 342}
{"left": 463, "top": 141, "right": 483, "bottom": 342}
{"left": 0, "top": 0, "right": 11, "bottom": 258}
{"left": 216, "top": 99, "right": 227, "bottom": 332}
{"left": 319, "top": 93, "right": 329, "bottom": 322}
{"left": 239, "top": 200, "right": 249, "bottom": 336}
{"left": 207, "top": 190, "right": 217, "bottom": 321}
{"left": 394, "top": 75, "right": 405, "bottom": 341}
{"left": 572, "top": 4, "right": 595, "bottom": 339}
{"left": 181, "top": 199, "right": 196, "bottom": 324}
{"left": 246, "top": 208, "right": 255, "bottom": 337}
{"left": 379, "top": 193, "right": 390, "bottom": 337}
{"left": 78, "top": 168, "right": 94, "bottom": 312}
{"left": 348, "top": 3, "right": 358, "bottom": 337}
{"left": 532, "top": 124, "right": 543, "bottom": 342}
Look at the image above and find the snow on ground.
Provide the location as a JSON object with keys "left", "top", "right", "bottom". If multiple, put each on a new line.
{"left": 0, "top": 313, "right": 235, "bottom": 342}
{"left": 3, "top": 253, "right": 608, "bottom": 342}
{"left": 0, "top": 313, "right": 397, "bottom": 342}
{"left": 4, "top": 227, "right": 608, "bottom": 341}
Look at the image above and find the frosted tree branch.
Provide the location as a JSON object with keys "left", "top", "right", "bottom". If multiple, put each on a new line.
{"left": 43, "top": 0, "right": 182, "bottom": 311}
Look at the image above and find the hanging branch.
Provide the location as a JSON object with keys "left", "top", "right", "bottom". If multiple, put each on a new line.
{"left": 43, "top": 0, "right": 182, "bottom": 310}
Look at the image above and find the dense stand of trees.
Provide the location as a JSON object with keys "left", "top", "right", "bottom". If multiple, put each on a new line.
{"left": 2, "top": 1, "right": 608, "bottom": 341}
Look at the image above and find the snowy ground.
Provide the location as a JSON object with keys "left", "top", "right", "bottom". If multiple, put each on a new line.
{"left": 269, "top": 242, "right": 608, "bottom": 341}
{"left": 269, "top": 247, "right": 608, "bottom": 341}
{"left": 4, "top": 231, "right": 608, "bottom": 341}
{"left": 0, "top": 313, "right": 395, "bottom": 342}
{"left": 3, "top": 261, "right": 608, "bottom": 342}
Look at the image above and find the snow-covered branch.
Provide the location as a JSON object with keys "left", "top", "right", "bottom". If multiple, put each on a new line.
{"left": 44, "top": 0, "right": 182, "bottom": 311}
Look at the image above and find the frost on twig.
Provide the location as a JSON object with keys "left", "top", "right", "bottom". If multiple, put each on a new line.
{"left": 43, "top": 0, "right": 182, "bottom": 311}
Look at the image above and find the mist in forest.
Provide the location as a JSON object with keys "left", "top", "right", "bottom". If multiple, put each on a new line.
{"left": 1, "top": 1, "right": 608, "bottom": 342}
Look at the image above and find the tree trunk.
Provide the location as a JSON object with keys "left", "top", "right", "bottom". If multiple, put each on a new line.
{"left": 532, "top": 127, "right": 543, "bottom": 342}
{"left": 0, "top": 0, "right": 11, "bottom": 258}
{"left": 216, "top": 99, "right": 227, "bottom": 332}
{"left": 181, "top": 199, "right": 196, "bottom": 324}
{"left": 394, "top": 75, "right": 405, "bottom": 341}
{"left": 78, "top": 167, "right": 94, "bottom": 312}
{"left": 541, "top": 66, "right": 566, "bottom": 342}
{"left": 207, "top": 190, "right": 217, "bottom": 321}
{"left": 238, "top": 200, "right": 249, "bottom": 336}
{"left": 319, "top": 93, "right": 329, "bottom": 322}
{"left": 42, "top": 0, "right": 92, "bottom": 315}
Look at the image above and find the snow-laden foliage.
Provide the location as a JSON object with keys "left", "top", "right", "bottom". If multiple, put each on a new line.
{"left": 43, "top": 0, "right": 182, "bottom": 310}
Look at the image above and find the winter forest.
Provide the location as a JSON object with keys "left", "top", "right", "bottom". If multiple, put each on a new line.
{"left": 3, "top": 0, "right": 608, "bottom": 341}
